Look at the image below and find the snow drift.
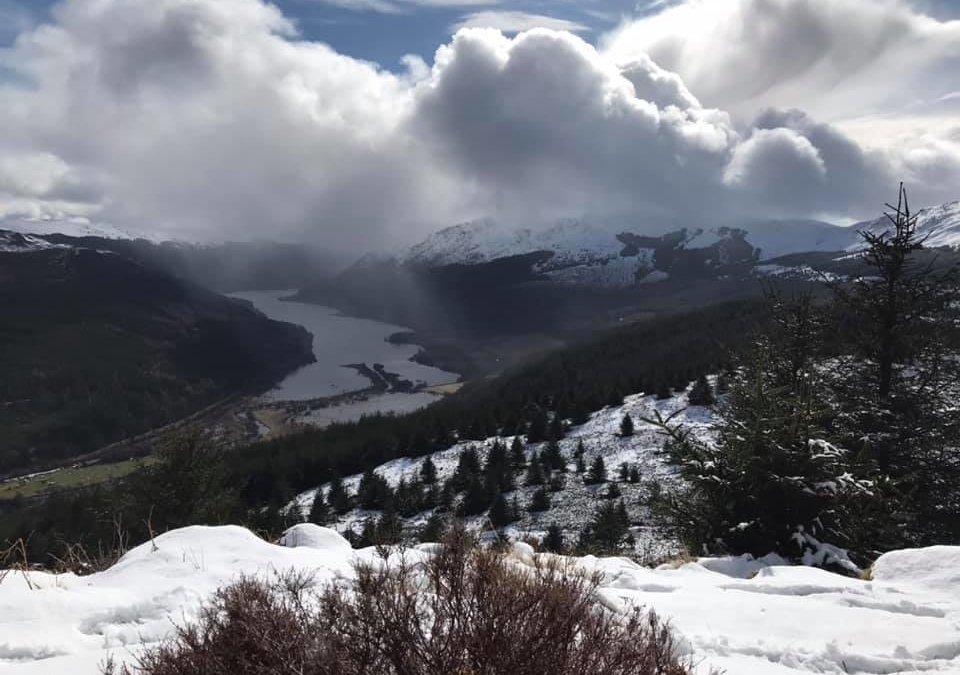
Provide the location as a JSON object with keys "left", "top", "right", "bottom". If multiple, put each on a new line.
{"left": 2, "top": 525, "right": 958, "bottom": 674}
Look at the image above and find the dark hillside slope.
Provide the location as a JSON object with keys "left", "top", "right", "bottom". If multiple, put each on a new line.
{"left": 0, "top": 245, "right": 314, "bottom": 475}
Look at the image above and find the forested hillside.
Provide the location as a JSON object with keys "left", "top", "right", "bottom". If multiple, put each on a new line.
{"left": 0, "top": 245, "right": 314, "bottom": 475}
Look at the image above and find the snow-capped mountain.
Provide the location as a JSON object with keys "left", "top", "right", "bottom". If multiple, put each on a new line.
{"left": 397, "top": 216, "right": 857, "bottom": 287}
{"left": 0, "top": 216, "right": 153, "bottom": 241}
{"left": 0, "top": 230, "right": 70, "bottom": 253}
{"left": 392, "top": 200, "right": 960, "bottom": 288}
{"left": 854, "top": 200, "right": 960, "bottom": 249}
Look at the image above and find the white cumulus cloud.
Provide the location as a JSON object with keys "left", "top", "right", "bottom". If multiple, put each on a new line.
{"left": 0, "top": 0, "right": 957, "bottom": 249}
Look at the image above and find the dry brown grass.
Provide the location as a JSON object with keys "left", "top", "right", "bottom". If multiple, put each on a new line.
{"left": 104, "top": 528, "right": 693, "bottom": 675}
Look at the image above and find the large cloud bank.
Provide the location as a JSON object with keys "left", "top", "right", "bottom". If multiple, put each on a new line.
{"left": 0, "top": 0, "right": 958, "bottom": 248}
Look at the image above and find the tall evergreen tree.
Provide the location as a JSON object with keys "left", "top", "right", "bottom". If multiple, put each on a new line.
{"left": 619, "top": 413, "right": 634, "bottom": 437}
{"left": 655, "top": 291, "right": 876, "bottom": 567}
{"left": 526, "top": 409, "right": 549, "bottom": 443}
{"left": 829, "top": 185, "right": 960, "bottom": 545}
{"left": 488, "top": 493, "right": 514, "bottom": 528}
{"left": 509, "top": 437, "right": 526, "bottom": 471}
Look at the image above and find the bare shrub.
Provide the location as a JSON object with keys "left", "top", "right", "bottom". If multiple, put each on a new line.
{"left": 104, "top": 528, "right": 692, "bottom": 675}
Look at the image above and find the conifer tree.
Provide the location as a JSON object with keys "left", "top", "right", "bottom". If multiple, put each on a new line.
{"left": 575, "top": 455, "right": 586, "bottom": 474}
{"left": 548, "top": 413, "right": 565, "bottom": 441}
{"left": 524, "top": 453, "right": 545, "bottom": 486}
{"left": 585, "top": 456, "right": 607, "bottom": 485}
{"left": 509, "top": 437, "right": 526, "bottom": 471}
{"left": 420, "top": 511, "right": 446, "bottom": 542}
{"left": 688, "top": 374, "right": 716, "bottom": 406}
{"left": 488, "top": 493, "right": 514, "bottom": 528}
{"left": 543, "top": 524, "right": 565, "bottom": 553}
{"left": 529, "top": 487, "right": 551, "bottom": 512}
{"left": 619, "top": 413, "right": 634, "bottom": 437}
{"left": 420, "top": 456, "right": 437, "bottom": 484}
{"left": 308, "top": 491, "right": 329, "bottom": 525}
{"left": 542, "top": 439, "right": 566, "bottom": 473}
{"left": 829, "top": 185, "right": 960, "bottom": 545}
{"left": 357, "top": 470, "right": 393, "bottom": 511}
{"left": 450, "top": 447, "right": 481, "bottom": 492}
{"left": 459, "top": 477, "right": 489, "bottom": 516}
{"left": 526, "top": 409, "right": 548, "bottom": 443}
{"left": 573, "top": 440, "right": 586, "bottom": 459}
{"left": 655, "top": 291, "right": 877, "bottom": 566}
{"left": 328, "top": 475, "right": 352, "bottom": 515}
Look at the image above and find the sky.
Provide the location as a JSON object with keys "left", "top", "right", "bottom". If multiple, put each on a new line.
{"left": 0, "top": 0, "right": 959, "bottom": 251}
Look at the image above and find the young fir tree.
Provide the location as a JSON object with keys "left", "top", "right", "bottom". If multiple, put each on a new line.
{"left": 548, "top": 413, "right": 566, "bottom": 442}
{"left": 450, "top": 447, "right": 481, "bottom": 492}
{"left": 585, "top": 455, "right": 607, "bottom": 485}
{"left": 687, "top": 374, "right": 716, "bottom": 406}
{"left": 328, "top": 476, "right": 352, "bottom": 515}
{"left": 618, "top": 462, "right": 630, "bottom": 482}
{"left": 509, "top": 437, "right": 526, "bottom": 471}
{"left": 628, "top": 466, "right": 641, "bottom": 484}
{"left": 604, "top": 482, "right": 622, "bottom": 500}
{"left": 579, "top": 501, "right": 632, "bottom": 553}
{"left": 573, "top": 440, "right": 586, "bottom": 459}
{"left": 543, "top": 524, "right": 565, "bottom": 553}
{"left": 488, "top": 493, "right": 515, "bottom": 528}
{"left": 619, "top": 413, "right": 634, "bottom": 437}
{"left": 420, "top": 456, "right": 437, "bottom": 484}
{"left": 419, "top": 511, "right": 446, "bottom": 542}
{"left": 524, "top": 453, "right": 545, "bottom": 486}
{"left": 529, "top": 487, "right": 551, "bottom": 513}
{"left": 575, "top": 454, "right": 587, "bottom": 474}
{"left": 357, "top": 470, "right": 393, "bottom": 511}
{"left": 654, "top": 291, "right": 875, "bottom": 567}
{"left": 526, "top": 409, "right": 549, "bottom": 443}
{"left": 829, "top": 185, "right": 960, "bottom": 546}
{"left": 308, "top": 491, "right": 329, "bottom": 525}
{"left": 542, "top": 439, "right": 566, "bottom": 473}
{"left": 459, "top": 477, "right": 490, "bottom": 517}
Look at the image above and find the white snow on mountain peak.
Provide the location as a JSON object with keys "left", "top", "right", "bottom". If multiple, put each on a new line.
{"left": 854, "top": 199, "right": 960, "bottom": 250}
{"left": 403, "top": 218, "right": 625, "bottom": 268}
{"left": 0, "top": 217, "right": 153, "bottom": 242}
{"left": 0, "top": 230, "right": 70, "bottom": 253}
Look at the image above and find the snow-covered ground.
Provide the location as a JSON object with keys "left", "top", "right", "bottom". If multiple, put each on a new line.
{"left": 288, "top": 390, "right": 715, "bottom": 560}
{"left": 2, "top": 524, "right": 958, "bottom": 674}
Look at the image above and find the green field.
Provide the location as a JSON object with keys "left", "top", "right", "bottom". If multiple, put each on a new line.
{"left": 0, "top": 456, "right": 158, "bottom": 500}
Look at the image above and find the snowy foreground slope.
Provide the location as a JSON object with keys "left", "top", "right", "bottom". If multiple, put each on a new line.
{"left": 1, "top": 524, "right": 959, "bottom": 674}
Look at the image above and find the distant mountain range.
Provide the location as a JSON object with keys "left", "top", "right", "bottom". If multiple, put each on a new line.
{"left": 394, "top": 200, "right": 960, "bottom": 288}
